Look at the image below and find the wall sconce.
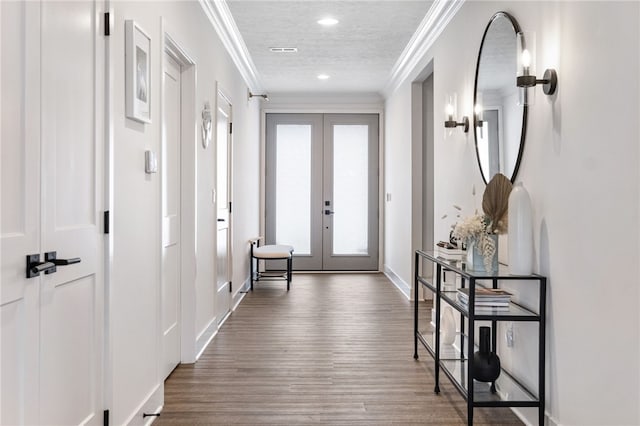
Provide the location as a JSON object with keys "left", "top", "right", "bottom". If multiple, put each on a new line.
{"left": 516, "top": 32, "right": 557, "bottom": 105}
{"left": 248, "top": 92, "right": 269, "bottom": 101}
{"left": 444, "top": 93, "right": 469, "bottom": 135}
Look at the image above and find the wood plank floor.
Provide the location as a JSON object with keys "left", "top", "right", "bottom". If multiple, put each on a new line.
{"left": 157, "top": 273, "right": 523, "bottom": 425}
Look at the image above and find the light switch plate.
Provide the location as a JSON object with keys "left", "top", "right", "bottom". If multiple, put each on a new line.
{"left": 145, "top": 150, "right": 157, "bottom": 174}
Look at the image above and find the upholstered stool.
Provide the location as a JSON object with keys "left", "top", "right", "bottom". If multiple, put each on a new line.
{"left": 249, "top": 238, "right": 294, "bottom": 290}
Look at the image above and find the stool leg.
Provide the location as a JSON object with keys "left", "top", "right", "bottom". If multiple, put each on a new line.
{"left": 250, "top": 243, "right": 255, "bottom": 291}
{"left": 250, "top": 257, "right": 254, "bottom": 292}
{"left": 287, "top": 257, "right": 292, "bottom": 291}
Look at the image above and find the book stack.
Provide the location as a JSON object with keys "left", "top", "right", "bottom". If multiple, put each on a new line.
{"left": 435, "top": 241, "right": 465, "bottom": 260}
{"left": 457, "top": 287, "right": 512, "bottom": 312}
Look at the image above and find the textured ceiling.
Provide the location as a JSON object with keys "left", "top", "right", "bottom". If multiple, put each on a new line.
{"left": 476, "top": 15, "right": 517, "bottom": 93}
{"left": 227, "top": 0, "right": 434, "bottom": 94}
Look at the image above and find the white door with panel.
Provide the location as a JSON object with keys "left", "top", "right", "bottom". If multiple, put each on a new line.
{"left": 265, "top": 114, "right": 379, "bottom": 271}
{"left": 1, "top": 1, "right": 104, "bottom": 424}
{"left": 214, "top": 92, "right": 232, "bottom": 323}
{"left": 161, "top": 51, "right": 182, "bottom": 379}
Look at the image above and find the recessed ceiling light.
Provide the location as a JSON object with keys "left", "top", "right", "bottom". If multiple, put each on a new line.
{"left": 317, "top": 74, "right": 330, "bottom": 80}
{"left": 269, "top": 47, "right": 298, "bottom": 53}
{"left": 317, "top": 17, "right": 338, "bottom": 26}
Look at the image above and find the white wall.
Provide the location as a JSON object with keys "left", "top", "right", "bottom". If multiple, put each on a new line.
{"left": 231, "top": 81, "right": 261, "bottom": 305}
{"left": 384, "top": 83, "right": 414, "bottom": 286}
{"left": 384, "top": 1, "right": 640, "bottom": 424}
{"left": 109, "top": 1, "right": 259, "bottom": 424}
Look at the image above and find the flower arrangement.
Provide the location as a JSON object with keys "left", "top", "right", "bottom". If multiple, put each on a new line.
{"left": 453, "top": 214, "right": 497, "bottom": 271}
{"left": 452, "top": 173, "right": 512, "bottom": 271}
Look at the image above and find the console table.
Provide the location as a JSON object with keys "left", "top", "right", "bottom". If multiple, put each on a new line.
{"left": 413, "top": 250, "right": 546, "bottom": 425}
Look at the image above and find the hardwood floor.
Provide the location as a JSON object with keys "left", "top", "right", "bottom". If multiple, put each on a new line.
{"left": 157, "top": 273, "right": 523, "bottom": 425}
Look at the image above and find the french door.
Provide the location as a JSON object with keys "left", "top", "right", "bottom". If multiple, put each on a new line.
{"left": 265, "top": 113, "right": 379, "bottom": 271}
{"left": 1, "top": 1, "right": 105, "bottom": 424}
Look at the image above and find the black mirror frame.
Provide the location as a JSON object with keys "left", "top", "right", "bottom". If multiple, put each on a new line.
{"left": 473, "top": 11, "right": 528, "bottom": 184}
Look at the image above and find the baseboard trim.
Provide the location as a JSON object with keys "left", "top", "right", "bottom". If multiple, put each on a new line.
{"left": 511, "top": 407, "right": 559, "bottom": 426}
{"left": 123, "top": 383, "right": 163, "bottom": 426}
{"left": 195, "top": 319, "right": 219, "bottom": 361}
{"left": 232, "top": 278, "right": 250, "bottom": 311}
{"left": 384, "top": 265, "right": 410, "bottom": 299}
{"left": 192, "top": 279, "right": 250, "bottom": 361}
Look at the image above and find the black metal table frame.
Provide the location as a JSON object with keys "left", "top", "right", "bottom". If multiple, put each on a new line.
{"left": 413, "top": 250, "right": 546, "bottom": 426}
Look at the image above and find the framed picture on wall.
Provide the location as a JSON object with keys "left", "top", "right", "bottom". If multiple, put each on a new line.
{"left": 125, "top": 20, "right": 151, "bottom": 123}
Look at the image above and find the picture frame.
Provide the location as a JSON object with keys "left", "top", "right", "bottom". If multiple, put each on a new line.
{"left": 125, "top": 20, "right": 151, "bottom": 123}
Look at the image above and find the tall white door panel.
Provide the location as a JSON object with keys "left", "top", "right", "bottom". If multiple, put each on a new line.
{"left": 1, "top": 2, "right": 40, "bottom": 423}
{"left": 161, "top": 51, "right": 182, "bottom": 379}
{"left": 214, "top": 92, "right": 232, "bottom": 324}
{"left": 1, "top": 1, "right": 104, "bottom": 424}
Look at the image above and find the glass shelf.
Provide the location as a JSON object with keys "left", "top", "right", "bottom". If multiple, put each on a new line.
{"left": 440, "top": 290, "right": 540, "bottom": 320}
{"left": 440, "top": 358, "right": 539, "bottom": 405}
{"left": 418, "top": 327, "right": 467, "bottom": 361}
{"left": 418, "top": 276, "right": 435, "bottom": 292}
{"left": 417, "top": 329, "right": 538, "bottom": 404}
{"left": 417, "top": 281, "right": 540, "bottom": 320}
{"left": 417, "top": 250, "right": 545, "bottom": 281}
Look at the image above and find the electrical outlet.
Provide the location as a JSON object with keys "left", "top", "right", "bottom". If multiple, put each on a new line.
{"left": 506, "top": 322, "right": 514, "bottom": 347}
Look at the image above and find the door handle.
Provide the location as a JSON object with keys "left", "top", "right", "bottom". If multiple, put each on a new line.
{"left": 26, "top": 254, "right": 56, "bottom": 278}
{"left": 44, "top": 251, "right": 81, "bottom": 274}
{"left": 217, "top": 218, "right": 225, "bottom": 222}
{"left": 324, "top": 210, "right": 335, "bottom": 215}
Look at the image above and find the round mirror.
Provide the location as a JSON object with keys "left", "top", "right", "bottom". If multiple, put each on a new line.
{"left": 473, "top": 12, "right": 527, "bottom": 183}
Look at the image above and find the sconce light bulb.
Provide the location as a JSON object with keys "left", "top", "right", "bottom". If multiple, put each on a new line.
{"left": 474, "top": 104, "right": 483, "bottom": 115}
{"left": 445, "top": 103, "right": 454, "bottom": 118}
{"left": 521, "top": 49, "right": 532, "bottom": 69}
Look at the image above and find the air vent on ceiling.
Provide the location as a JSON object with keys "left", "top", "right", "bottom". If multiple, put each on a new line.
{"left": 269, "top": 47, "right": 298, "bottom": 53}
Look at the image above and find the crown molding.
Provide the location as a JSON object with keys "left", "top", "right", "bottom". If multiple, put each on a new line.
{"left": 383, "top": 0, "right": 465, "bottom": 97}
{"left": 199, "top": 0, "right": 263, "bottom": 92}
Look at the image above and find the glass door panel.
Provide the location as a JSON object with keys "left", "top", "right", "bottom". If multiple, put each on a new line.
{"left": 275, "top": 125, "right": 311, "bottom": 254}
{"left": 332, "top": 125, "right": 369, "bottom": 255}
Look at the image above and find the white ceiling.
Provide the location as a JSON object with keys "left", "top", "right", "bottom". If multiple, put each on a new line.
{"left": 226, "top": 0, "right": 434, "bottom": 94}
{"left": 476, "top": 15, "right": 517, "bottom": 92}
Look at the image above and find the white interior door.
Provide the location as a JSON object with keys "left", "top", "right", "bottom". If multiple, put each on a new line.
{"left": 1, "top": 1, "right": 104, "bottom": 424}
{"left": 214, "top": 92, "right": 232, "bottom": 323}
{"left": 161, "top": 51, "right": 182, "bottom": 379}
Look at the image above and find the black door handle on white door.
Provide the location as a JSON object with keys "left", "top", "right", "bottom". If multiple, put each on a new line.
{"left": 26, "top": 254, "right": 56, "bottom": 278}
{"left": 44, "top": 251, "right": 81, "bottom": 274}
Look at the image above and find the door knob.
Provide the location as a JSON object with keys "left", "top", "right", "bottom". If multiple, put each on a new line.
{"left": 44, "top": 251, "right": 81, "bottom": 274}
{"left": 324, "top": 210, "right": 335, "bottom": 215}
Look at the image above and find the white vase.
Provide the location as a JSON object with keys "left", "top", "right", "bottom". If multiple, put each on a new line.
{"left": 441, "top": 306, "right": 456, "bottom": 345}
{"left": 508, "top": 181, "right": 534, "bottom": 275}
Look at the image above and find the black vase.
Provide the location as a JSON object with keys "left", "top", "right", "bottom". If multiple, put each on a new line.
{"left": 473, "top": 326, "right": 501, "bottom": 382}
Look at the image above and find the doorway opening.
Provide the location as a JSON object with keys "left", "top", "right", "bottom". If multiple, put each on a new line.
{"left": 265, "top": 113, "right": 379, "bottom": 271}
